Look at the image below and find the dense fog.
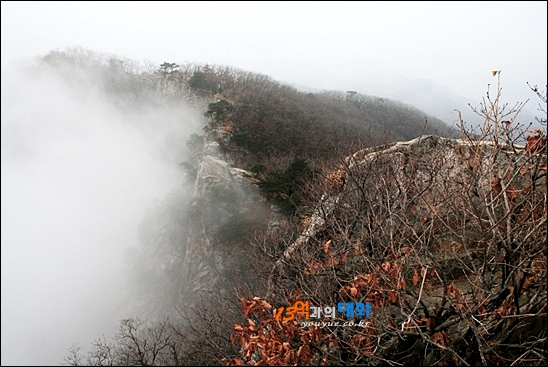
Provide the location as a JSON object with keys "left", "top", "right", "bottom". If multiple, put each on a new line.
{"left": 1, "top": 59, "right": 204, "bottom": 365}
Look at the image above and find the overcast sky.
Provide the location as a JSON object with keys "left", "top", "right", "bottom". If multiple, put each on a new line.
{"left": 2, "top": 1, "right": 547, "bottom": 102}
{"left": 1, "top": 2, "right": 547, "bottom": 366}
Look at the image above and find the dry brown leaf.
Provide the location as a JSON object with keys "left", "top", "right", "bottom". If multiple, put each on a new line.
{"left": 391, "top": 264, "right": 402, "bottom": 281}
{"left": 340, "top": 251, "right": 349, "bottom": 264}
{"left": 241, "top": 298, "right": 252, "bottom": 317}
{"left": 413, "top": 270, "right": 419, "bottom": 286}
{"left": 325, "top": 255, "right": 339, "bottom": 267}
{"left": 506, "top": 185, "right": 520, "bottom": 200}
{"left": 260, "top": 300, "right": 272, "bottom": 309}
{"left": 491, "top": 175, "right": 502, "bottom": 194}
{"left": 323, "top": 239, "right": 332, "bottom": 254}
{"left": 233, "top": 323, "right": 244, "bottom": 332}
{"left": 431, "top": 331, "right": 449, "bottom": 346}
{"left": 364, "top": 337, "right": 373, "bottom": 356}
{"left": 353, "top": 243, "right": 361, "bottom": 256}
{"left": 525, "top": 134, "right": 547, "bottom": 155}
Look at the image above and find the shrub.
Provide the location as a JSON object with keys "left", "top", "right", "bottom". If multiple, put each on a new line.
{"left": 214, "top": 214, "right": 254, "bottom": 244}
{"left": 258, "top": 158, "right": 312, "bottom": 215}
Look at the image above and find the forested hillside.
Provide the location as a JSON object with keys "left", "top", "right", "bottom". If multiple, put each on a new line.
{"left": 50, "top": 49, "right": 546, "bottom": 366}
{"left": 43, "top": 48, "right": 449, "bottom": 162}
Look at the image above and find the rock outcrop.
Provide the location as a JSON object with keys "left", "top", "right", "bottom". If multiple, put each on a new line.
{"left": 132, "top": 126, "right": 267, "bottom": 319}
{"left": 269, "top": 134, "right": 546, "bottom": 295}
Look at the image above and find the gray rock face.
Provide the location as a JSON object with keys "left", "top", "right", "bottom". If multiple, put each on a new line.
{"left": 133, "top": 127, "right": 266, "bottom": 318}
{"left": 194, "top": 155, "right": 233, "bottom": 194}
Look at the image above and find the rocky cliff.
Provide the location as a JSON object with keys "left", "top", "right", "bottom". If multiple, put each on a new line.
{"left": 130, "top": 124, "right": 269, "bottom": 319}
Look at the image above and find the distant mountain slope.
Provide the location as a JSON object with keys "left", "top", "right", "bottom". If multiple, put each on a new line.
{"left": 41, "top": 48, "right": 452, "bottom": 167}
{"left": 173, "top": 64, "right": 453, "bottom": 175}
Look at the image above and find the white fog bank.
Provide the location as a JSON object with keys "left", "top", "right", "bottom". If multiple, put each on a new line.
{"left": 1, "top": 61, "right": 204, "bottom": 365}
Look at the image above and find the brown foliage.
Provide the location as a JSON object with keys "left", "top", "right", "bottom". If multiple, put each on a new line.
{"left": 225, "top": 297, "right": 337, "bottom": 366}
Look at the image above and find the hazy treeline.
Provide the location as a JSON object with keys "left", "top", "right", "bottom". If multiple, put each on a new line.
{"left": 42, "top": 46, "right": 450, "bottom": 165}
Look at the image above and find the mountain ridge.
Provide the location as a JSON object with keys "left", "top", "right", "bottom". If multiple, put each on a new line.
{"left": 39, "top": 48, "right": 545, "bottom": 366}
